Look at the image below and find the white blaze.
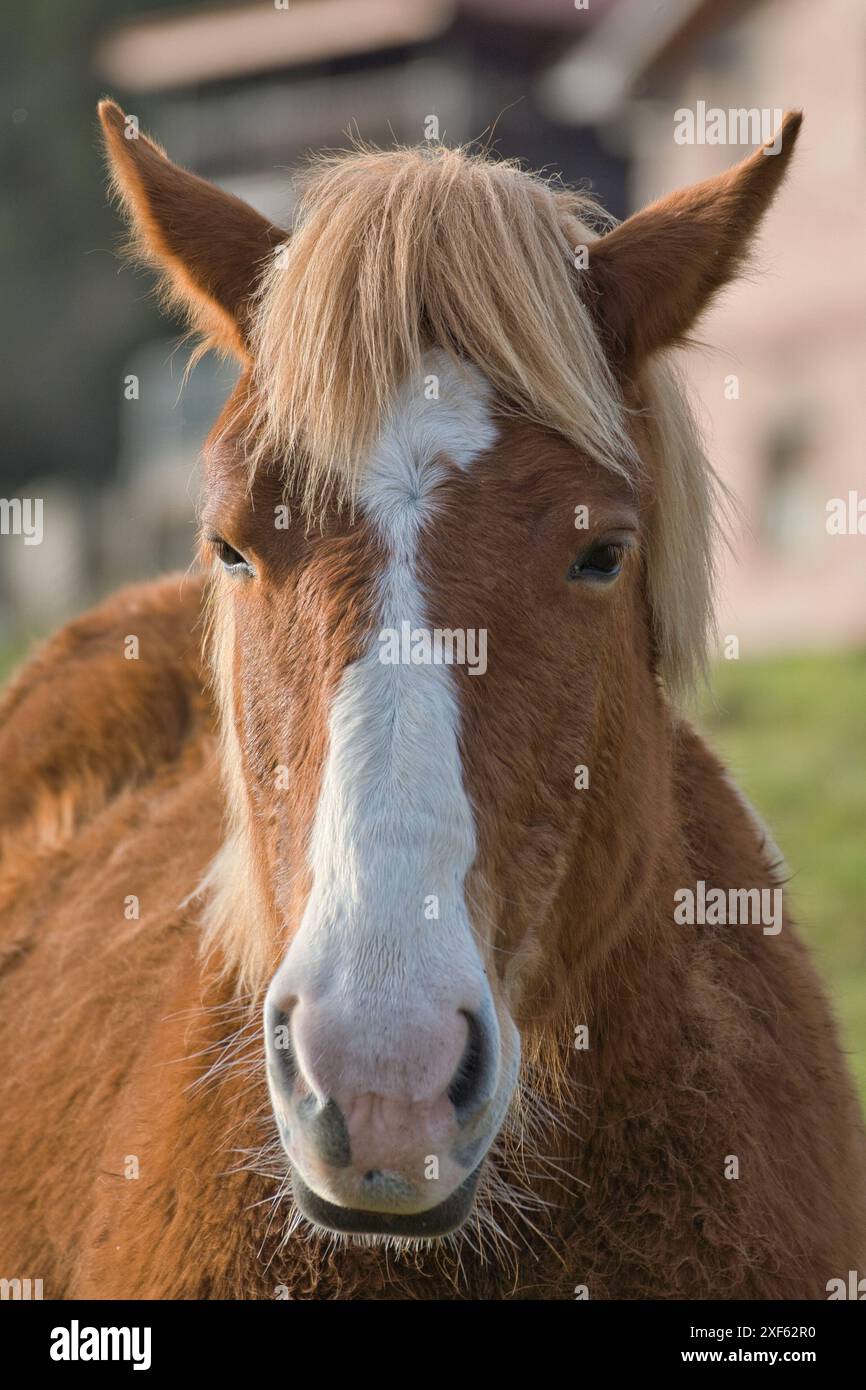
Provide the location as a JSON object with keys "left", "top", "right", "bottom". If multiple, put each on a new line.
{"left": 280, "top": 351, "right": 499, "bottom": 1097}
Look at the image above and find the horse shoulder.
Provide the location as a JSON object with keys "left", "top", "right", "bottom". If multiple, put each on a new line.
{"left": 0, "top": 574, "right": 227, "bottom": 1292}
{"left": 0, "top": 572, "right": 213, "bottom": 852}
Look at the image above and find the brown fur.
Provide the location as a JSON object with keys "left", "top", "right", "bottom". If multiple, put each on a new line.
{"left": 99, "top": 100, "right": 284, "bottom": 358}
{"left": 0, "top": 107, "right": 863, "bottom": 1299}
{"left": 586, "top": 112, "right": 804, "bottom": 372}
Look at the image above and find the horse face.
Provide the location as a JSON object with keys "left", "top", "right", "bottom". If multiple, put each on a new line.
{"left": 99, "top": 96, "right": 800, "bottom": 1239}
{"left": 202, "top": 351, "right": 644, "bottom": 1236}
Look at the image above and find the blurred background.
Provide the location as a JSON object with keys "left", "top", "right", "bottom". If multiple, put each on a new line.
{"left": 1, "top": 0, "right": 863, "bottom": 1099}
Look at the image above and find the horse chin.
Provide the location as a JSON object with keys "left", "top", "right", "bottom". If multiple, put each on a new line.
{"left": 291, "top": 1165, "right": 483, "bottom": 1240}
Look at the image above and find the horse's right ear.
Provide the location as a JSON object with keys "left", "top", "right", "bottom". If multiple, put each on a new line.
{"left": 582, "top": 110, "right": 803, "bottom": 376}
{"left": 98, "top": 99, "right": 286, "bottom": 358}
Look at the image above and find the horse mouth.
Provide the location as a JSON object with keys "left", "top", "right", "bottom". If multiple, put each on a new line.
{"left": 291, "top": 1165, "right": 482, "bottom": 1238}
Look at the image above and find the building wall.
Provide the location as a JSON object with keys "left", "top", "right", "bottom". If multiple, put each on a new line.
{"left": 630, "top": 0, "right": 866, "bottom": 655}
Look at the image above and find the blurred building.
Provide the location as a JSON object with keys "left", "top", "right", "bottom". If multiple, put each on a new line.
{"left": 544, "top": 0, "right": 866, "bottom": 654}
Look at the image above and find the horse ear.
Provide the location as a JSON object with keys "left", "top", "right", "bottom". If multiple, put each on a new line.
{"left": 583, "top": 111, "right": 803, "bottom": 374}
{"left": 98, "top": 99, "right": 286, "bottom": 357}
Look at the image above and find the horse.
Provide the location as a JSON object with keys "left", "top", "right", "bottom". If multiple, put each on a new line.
{"left": 0, "top": 101, "right": 863, "bottom": 1300}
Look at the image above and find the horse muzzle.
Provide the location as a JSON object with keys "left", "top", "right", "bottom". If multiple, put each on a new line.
{"left": 263, "top": 987, "right": 519, "bottom": 1237}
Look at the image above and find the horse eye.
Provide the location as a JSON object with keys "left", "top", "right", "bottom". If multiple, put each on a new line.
{"left": 568, "top": 541, "right": 625, "bottom": 583}
{"left": 211, "top": 537, "right": 253, "bottom": 575}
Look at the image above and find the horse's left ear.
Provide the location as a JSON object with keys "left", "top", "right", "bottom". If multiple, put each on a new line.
{"left": 98, "top": 99, "right": 286, "bottom": 357}
{"left": 583, "top": 111, "right": 803, "bottom": 373}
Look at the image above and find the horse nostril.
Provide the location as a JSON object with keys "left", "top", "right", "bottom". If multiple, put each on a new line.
{"left": 309, "top": 1098, "right": 352, "bottom": 1168}
{"left": 266, "top": 1004, "right": 298, "bottom": 1089}
{"left": 447, "top": 1011, "right": 490, "bottom": 1117}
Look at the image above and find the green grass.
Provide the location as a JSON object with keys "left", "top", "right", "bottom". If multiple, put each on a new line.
{"left": 1, "top": 636, "right": 863, "bottom": 1106}
{"left": 694, "top": 650, "right": 866, "bottom": 1110}
{"left": 0, "top": 639, "right": 35, "bottom": 685}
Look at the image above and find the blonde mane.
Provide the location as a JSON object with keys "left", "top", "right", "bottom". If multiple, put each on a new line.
{"left": 246, "top": 141, "right": 721, "bottom": 695}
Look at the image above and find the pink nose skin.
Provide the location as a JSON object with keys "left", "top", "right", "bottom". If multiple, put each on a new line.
{"left": 293, "top": 999, "right": 470, "bottom": 1108}
{"left": 264, "top": 994, "right": 499, "bottom": 1234}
